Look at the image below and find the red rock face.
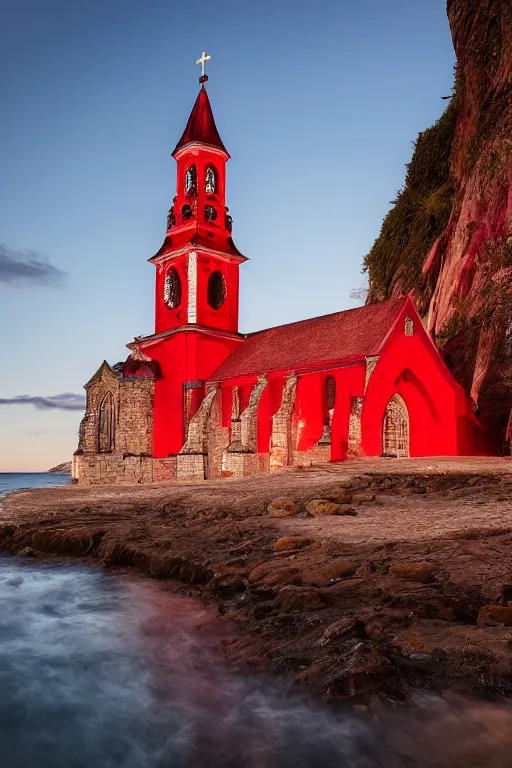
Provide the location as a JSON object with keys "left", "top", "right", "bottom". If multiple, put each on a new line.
{"left": 378, "top": 1, "right": 512, "bottom": 450}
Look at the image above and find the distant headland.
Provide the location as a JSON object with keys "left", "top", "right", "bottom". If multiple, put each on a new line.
{"left": 48, "top": 462, "right": 72, "bottom": 474}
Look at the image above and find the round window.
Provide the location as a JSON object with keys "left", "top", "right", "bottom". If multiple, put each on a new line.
{"left": 163, "top": 267, "right": 182, "bottom": 309}
{"left": 181, "top": 204, "right": 193, "bottom": 220}
{"left": 207, "top": 270, "right": 226, "bottom": 310}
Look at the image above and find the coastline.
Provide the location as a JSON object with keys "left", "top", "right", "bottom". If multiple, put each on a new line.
{"left": 2, "top": 456, "right": 512, "bottom": 702}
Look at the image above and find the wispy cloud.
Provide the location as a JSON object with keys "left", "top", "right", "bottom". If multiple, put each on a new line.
{"left": 349, "top": 286, "right": 368, "bottom": 302}
{"left": 0, "top": 245, "right": 66, "bottom": 286}
{"left": 0, "top": 393, "right": 85, "bottom": 411}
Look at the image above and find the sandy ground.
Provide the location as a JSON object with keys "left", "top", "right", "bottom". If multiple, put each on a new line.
{"left": 3, "top": 456, "right": 512, "bottom": 701}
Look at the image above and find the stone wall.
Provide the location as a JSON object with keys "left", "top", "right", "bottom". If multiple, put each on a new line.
{"left": 75, "top": 361, "right": 156, "bottom": 486}
{"left": 270, "top": 375, "right": 297, "bottom": 472}
{"left": 206, "top": 387, "right": 230, "bottom": 480}
{"left": 292, "top": 445, "right": 331, "bottom": 468}
{"left": 347, "top": 396, "right": 364, "bottom": 458}
{"left": 117, "top": 380, "right": 154, "bottom": 455}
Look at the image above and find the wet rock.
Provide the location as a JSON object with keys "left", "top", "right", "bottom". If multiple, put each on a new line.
{"left": 306, "top": 499, "right": 353, "bottom": 517}
{"left": 302, "top": 558, "right": 358, "bottom": 588}
{"left": 260, "top": 567, "right": 302, "bottom": 587}
{"left": 319, "top": 578, "right": 364, "bottom": 601}
{"left": 390, "top": 563, "right": 436, "bottom": 583}
{"left": 319, "top": 617, "right": 365, "bottom": 646}
{"left": 276, "top": 585, "right": 325, "bottom": 612}
{"left": 273, "top": 536, "right": 315, "bottom": 552}
{"left": 18, "top": 546, "right": 37, "bottom": 558}
{"left": 478, "top": 605, "right": 512, "bottom": 627}
{"left": 267, "top": 497, "right": 300, "bottom": 518}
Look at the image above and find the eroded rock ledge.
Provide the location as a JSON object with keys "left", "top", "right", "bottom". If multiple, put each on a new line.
{"left": 2, "top": 458, "right": 512, "bottom": 702}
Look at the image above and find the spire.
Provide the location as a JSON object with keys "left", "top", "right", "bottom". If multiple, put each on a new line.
{"left": 172, "top": 86, "right": 228, "bottom": 157}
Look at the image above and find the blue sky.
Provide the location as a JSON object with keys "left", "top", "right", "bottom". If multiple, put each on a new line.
{"left": 0, "top": 0, "right": 455, "bottom": 471}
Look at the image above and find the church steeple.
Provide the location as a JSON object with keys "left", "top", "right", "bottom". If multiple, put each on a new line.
{"left": 173, "top": 86, "right": 229, "bottom": 157}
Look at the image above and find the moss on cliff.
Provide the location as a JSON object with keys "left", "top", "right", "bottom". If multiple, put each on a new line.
{"left": 364, "top": 100, "right": 457, "bottom": 300}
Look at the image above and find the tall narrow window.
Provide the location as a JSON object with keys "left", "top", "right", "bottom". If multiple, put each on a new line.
{"left": 98, "top": 392, "right": 115, "bottom": 453}
{"left": 185, "top": 165, "right": 197, "bottom": 195}
{"left": 326, "top": 375, "right": 336, "bottom": 410}
{"left": 164, "top": 267, "right": 182, "bottom": 309}
{"left": 205, "top": 166, "right": 217, "bottom": 194}
{"left": 207, "top": 270, "right": 226, "bottom": 310}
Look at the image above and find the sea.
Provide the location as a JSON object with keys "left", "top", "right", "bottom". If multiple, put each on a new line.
{"left": 0, "top": 473, "right": 510, "bottom": 767}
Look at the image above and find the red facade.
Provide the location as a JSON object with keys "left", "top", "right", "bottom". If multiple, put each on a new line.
{"left": 131, "top": 82, "right": 489, "bottom": 464}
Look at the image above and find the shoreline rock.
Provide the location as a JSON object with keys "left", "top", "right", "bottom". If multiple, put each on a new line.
{"left": 2, "top": 458, "right": 512, "bottom": 703}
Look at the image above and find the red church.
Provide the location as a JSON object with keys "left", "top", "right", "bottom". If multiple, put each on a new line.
{"left": 73, "top": 61, "right": 488, "bottom": 485}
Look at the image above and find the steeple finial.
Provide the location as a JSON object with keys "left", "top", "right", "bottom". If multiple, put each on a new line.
{"left": 196, "top": 51, "right": 211, "bottom": 85}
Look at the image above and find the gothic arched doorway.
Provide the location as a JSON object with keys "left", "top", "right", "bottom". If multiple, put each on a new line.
{"left": 382, "top": 393, "right": 410, "bottom": 458}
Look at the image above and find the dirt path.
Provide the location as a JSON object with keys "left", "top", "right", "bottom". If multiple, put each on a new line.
{"left": 3, "top": 457, "right": 512, "bottom": 701}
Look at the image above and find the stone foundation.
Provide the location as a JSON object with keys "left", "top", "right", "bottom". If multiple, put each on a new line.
{"left": 221, "top": 451, "right": 270, "bottom": 478}
{"left": 292, "top": 446, "right": 331, "bottom": 468}
{"left": 73, "top": 454, "right": 177, "bottom": 485}
{"left": 176, "top": 453, "right": 206, "bottom": 481}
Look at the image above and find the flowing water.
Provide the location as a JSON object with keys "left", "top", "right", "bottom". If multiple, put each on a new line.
{"left": 0, "top": 474, "right": 511, "bottom": 767}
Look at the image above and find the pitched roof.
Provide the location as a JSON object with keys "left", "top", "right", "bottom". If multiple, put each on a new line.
{"left": 210, "top": 297, "right": 408, "bottom": 381}
{"left": 173, "top": 86, "right": 228, "bottom": 156}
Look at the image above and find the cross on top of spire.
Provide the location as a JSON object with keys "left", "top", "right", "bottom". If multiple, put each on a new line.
{"left": 196, "top": 51, "right": 211, "bottom": 84}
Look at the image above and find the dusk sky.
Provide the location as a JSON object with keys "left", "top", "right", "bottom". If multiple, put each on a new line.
{"left": 0, "top": 0, "right": 455, "bottom": 472}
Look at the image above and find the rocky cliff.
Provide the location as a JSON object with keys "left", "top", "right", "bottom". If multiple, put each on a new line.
{"left": 365, "top": 0, "right": 512, "bottom": 450}
{"left": 48, "top": 461, "right": 72, "bottom": 474}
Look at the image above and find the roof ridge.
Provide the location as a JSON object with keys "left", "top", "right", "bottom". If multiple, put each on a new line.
{"left": 245, "top": 297, "right": 407, "bottom": 338}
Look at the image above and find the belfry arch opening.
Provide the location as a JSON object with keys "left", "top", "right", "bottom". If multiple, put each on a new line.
{"left": 382, "top": 393, "right": 410, "bottom": 458}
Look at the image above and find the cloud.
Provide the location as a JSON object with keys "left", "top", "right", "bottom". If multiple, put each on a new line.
{"left": 0, "top": 244, "right": 66, "bottom": 286}
{"left": 0, "top": 393, "right": 85, "bottom": 411}
{"left": 349, "top": 286, "right": 368, "bottom": 302}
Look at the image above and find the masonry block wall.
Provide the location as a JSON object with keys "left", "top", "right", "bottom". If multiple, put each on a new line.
{"left": 74, "top": 364, "right": 156, "bottom": 485}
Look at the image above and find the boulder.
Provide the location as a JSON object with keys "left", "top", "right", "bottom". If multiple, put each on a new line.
{"left": 302, "top": 558, "right": 357, "bottom": 587}
{"left": 260, "top": 567, "right": 303, "bottom": 587}
{"left": 267, "top": 497, "right": 300, "bottom": 518}
{"left": 306, "top": 499, "right": 356, "bottom": 517}
{"left": 478, "top": 605, "right": 512, "bottom": 627}
{"left": 273, "top": 536, "right": 315, "bottom": 552}
{"left": 390, "top": 563, "right": 436, "bottom": 584}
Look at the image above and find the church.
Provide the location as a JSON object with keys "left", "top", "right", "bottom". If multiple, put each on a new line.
{"left": 73, "top": 59, "right": 488, "bottom": 485}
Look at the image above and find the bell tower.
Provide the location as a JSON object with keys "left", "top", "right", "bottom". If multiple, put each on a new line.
{"left": 150, "top": 58, "right": 246, "bottom": 336}
{"left": 140, "top": 55, "right": 247, "bottom": 459}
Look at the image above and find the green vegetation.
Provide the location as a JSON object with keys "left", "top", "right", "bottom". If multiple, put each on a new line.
{"left": 364, "top": 100, "right": 457, "bottom": 299}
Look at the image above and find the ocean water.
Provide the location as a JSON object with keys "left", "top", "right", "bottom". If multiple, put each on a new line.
{"left": 0, "top": 475, "right": 511, "bottom": 766}
{"left": 0, "top": 472, "right": 72, "bottom": 499}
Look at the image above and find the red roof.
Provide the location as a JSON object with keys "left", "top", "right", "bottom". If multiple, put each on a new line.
{"left": 173, "top": 86, "right": 228, "bottom": 156}
{"left": 211, "top": 297, "right": 407, "bottom": 380}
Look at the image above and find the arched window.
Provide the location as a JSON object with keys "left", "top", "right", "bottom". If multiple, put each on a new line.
{"left": 326, "top": 375, "right": 336, "bottom": 411}
{"left": 207, "top": 270, "right": 226, "bottom": 310}
{"left": 98, "top": 392, "right": 115, "bottom": 453}
{"left": 185, "top": 165, "right": 197, "bottom": 195}
{"left": 205, "top": 166, "right": 217, "bottom": 194}
{"left": 163, "top": 267, "right": 182, "bottom": 309}
{"left": 404, "top": 317, "right": 414, "bottom": 336}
